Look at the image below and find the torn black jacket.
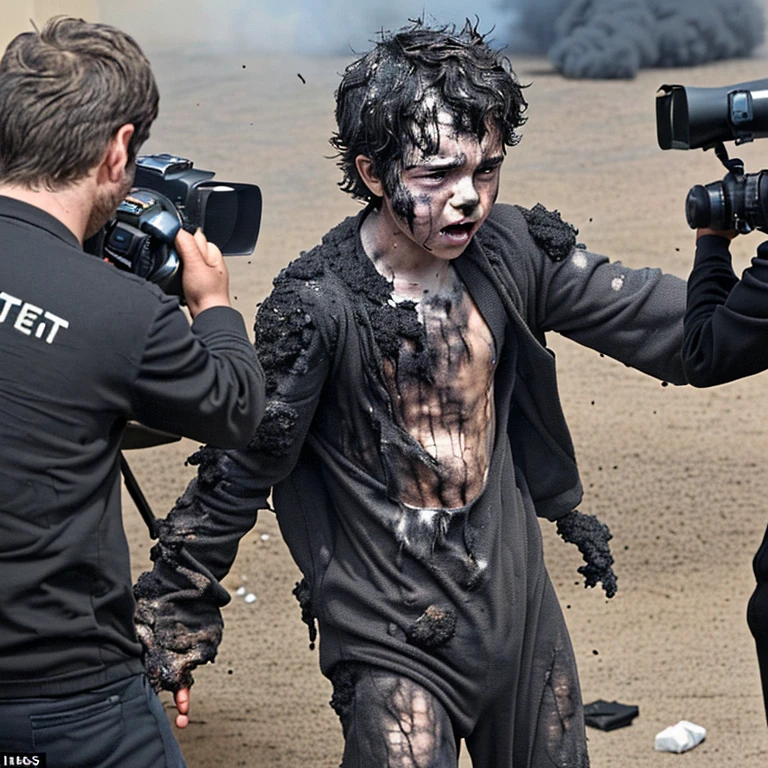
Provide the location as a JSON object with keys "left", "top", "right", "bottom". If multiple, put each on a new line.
{"left": 180, "top": 200, "right": 687, "bottom": 534}
{"left": 142, "top": 203, "right": 687, "bottom": 706}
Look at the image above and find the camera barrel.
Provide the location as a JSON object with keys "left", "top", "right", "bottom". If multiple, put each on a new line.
{"left": 685, "top": 171, "right": 768, "bottom": 232}
{"left": 744, "top": 171, "right": 768, "bottom": 232}
{"left": 686, "top": 184, "right": 720, "bottom": 229}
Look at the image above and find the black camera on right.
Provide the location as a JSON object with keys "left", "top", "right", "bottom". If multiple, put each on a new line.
{"left": 657, "top": 78, "right": 768, "bottom": 234}
{"left": 87, "top": 153, "right": 262, "bottom": 298}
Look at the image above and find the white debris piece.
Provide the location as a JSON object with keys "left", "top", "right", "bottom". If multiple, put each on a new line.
{"left": 654, "top": 721, "right": 706, "bottom": 753}
{"left": 244, "top": 593, "right": 257, "bottom": 604}
{"left": 235, "top": 586, "right": 247, "bottom": 597}
{"left": 260, "top": 534, "right": 270, "bottom": 541}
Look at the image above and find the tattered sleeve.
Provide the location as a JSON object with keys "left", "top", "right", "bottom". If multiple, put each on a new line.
{"left": 133, "top": 274, "right": 334, "bottom": 691}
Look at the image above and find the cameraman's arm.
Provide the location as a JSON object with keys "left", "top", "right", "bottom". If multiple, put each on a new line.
{"left": 683, "top": 231, "right": 768, "bottom": 385}
{"left": 130, "top": 288, "right": 264, "bottom": 449}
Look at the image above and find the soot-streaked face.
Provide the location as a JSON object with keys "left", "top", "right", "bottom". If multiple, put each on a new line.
{"left": 382, "top": 115, "right": 504, "bottom": 263}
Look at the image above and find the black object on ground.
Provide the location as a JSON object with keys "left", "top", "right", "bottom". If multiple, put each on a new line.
{"left": 583, "top": 699, "right": 639, "bottom": 731}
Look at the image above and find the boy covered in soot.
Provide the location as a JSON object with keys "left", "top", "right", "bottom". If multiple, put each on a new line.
{"left": 135, "top": 20, "right": 688, "bottom": 767}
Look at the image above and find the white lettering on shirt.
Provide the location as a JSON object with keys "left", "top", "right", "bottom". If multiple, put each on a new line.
{"left": 0, "top": 291, "right": 69, "bottom": 344}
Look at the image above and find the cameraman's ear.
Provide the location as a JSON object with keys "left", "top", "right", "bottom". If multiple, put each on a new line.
{"left": 102, "top": 123, "right": 135, "bottom": 183}
{"left": 355, "top": 155, "right": 384, "bottom": 198}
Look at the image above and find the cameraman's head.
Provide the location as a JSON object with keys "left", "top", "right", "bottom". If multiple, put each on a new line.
{"left": 0, "top": 16, "right": 159, "bottom": 237}
{"left": 331, "top": 19, "right": 528, "bottom": 208}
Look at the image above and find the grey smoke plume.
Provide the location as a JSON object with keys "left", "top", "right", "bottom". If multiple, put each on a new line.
{"left": 528, "top": 0, "right": 765, "bottom": 79}
{"left": 103, "top": 0, "right": 764, "bottom": 78}
{"left": 198, "top": 1, "right": 518, "bottom": 56}
{"left": 506, "top": 0, "right": 571, "bottom": 53}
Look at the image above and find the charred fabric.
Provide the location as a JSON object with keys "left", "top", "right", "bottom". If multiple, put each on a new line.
{"left": 133, "top": 203, "right": 617, "bottom": 681}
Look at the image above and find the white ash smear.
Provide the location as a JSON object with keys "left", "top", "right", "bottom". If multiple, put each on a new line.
{"left": 611, "top": 275, "right": 625, "bottom": 292}
{"left": 571, "top": 252, "right": 588, "bottom": 270}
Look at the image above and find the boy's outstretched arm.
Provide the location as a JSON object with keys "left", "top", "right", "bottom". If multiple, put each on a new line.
{"left": 133, "top": 277, "right": 333, "bottom": 713}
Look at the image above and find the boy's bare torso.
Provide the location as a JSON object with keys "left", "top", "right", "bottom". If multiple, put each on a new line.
{"left": 383, "top": 267, "right": 497, "bottom": 510}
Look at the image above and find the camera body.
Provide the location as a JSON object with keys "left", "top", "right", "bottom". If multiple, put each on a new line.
{"left": 87, "top": 153, "right": 262, "bottom": 297}
{"left": 657, "top": 79, "right": 768, "bottom": 233}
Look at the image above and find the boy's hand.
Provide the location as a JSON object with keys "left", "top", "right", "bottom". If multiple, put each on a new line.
{"left": 176, "top": 228, "right": 231, "bottom": 317}
{"left": 134, "top": 595, "right": 222, "bottom": 693}
{"left": 174, "top": 687, "right": 191, "bottom": 729}
{"left": 556, "top": 510, "right": 618, "bottom": 598}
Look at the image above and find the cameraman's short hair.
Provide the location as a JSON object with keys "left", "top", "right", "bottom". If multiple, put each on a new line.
{"left": 0, "top": 16, "right": 159, "bottom": 190}
{"left": 331, "top": 19, "right": 528, "bottom": 202}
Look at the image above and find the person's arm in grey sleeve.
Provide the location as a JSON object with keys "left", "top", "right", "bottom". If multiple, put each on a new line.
{"left": 683, "top": 232, "right": 768, "bottom": 386}
{"left": 538, "top": 246, "right": 688, "bottom": 385}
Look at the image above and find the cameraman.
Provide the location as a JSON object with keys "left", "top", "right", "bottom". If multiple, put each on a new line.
{"left": 683, "top": 225, "right": 768, "bottom": 723}
{"left": 0, "top": 16, "right": 264, "bottom": 767}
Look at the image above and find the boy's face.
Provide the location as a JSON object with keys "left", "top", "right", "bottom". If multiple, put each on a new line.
{"left": 381, "top": 114, "right": 504, "bottom": 262}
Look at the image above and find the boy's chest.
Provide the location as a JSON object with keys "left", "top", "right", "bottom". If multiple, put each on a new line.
{"left": 384, "top": 284, "right": 497, "bottom": 431}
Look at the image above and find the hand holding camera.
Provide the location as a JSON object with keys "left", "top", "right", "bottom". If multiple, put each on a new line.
{"left": 85, "top": 153, "right": 262, "bottom": 302}
{"left": 657, "top": 78, "right": 768, "bottom": 236}
{"left": 176, "top": 228, "right": 230, "bottom": 317}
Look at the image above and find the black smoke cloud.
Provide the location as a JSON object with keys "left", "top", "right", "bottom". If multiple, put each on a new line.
{"left": 505, "top": 0, "right": 765, "bottom": 79}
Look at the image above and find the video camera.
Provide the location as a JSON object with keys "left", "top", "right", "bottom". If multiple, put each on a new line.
{"left": 657, "top": 78, "right": 768, "bottom": 233}
{"left": 85, "top": 153, "right": 262, "bottom": 298}
{"left": 102, "top": 154, "right": 262, "bottom": 535}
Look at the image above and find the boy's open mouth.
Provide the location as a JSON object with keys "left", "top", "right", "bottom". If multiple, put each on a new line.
{"left": 440, "top": 221, "right": 474, "bottom": 238}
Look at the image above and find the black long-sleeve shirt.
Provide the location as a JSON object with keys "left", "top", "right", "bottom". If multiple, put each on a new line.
{"left": 0, "top": 196, "right": 265, "bottom": 697}
{"left": 684, "top": 234, "right": 768, "bottom": 386}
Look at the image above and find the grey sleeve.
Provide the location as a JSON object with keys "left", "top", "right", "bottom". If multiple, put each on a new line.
{"left": 537, "top": 248, "right": 688, "bottom": 385}
{"left": 131, "top": 301, "right": 265, "bottom": 449}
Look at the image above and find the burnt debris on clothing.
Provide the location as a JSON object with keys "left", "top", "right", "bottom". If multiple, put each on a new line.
{"left": 293, "top": 578, "right": 318, "bottom": 650}
{"left": 405, "top": 604, "right": 458, "bottom": 650}
{"left": 133, "top": 485, "right": 227, "bottom": 692}
{"left": 520, "top": 203, "right": 581, "bottom": 262}
{"left": 557, "top": 510, "right": 617, "bottom": 598}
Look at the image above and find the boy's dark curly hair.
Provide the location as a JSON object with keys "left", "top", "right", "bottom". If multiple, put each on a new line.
{"left": 331, "top": 19, "right": 528, "bottom": 203}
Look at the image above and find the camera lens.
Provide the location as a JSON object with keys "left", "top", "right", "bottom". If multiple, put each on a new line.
{"left": 685, "top": 184, "right": 714, "bottom": 229}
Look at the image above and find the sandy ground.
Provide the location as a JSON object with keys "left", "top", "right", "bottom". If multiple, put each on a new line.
{"left": 119, "top": 46, "right": 768, "bottom": 766}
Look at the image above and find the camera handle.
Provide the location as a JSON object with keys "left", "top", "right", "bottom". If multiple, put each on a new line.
{"left": 120, "top": 453, "right": 159, "bottom": 540}
{"left": 714, "top": 141, "right": 745, "bottom": 177}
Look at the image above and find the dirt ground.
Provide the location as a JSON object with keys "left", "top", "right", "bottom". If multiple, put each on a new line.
{"left": 121, "top": 45, "right": 768, "bottom": 767}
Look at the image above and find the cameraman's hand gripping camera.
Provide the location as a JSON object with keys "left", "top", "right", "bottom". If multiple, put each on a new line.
{"left": 657, "top": 79, "right": 768, "bottom": 235}
{"left": 85, "top": 153, "right": 262, "bottom": 299}
{"left": 93, "top": 155, "right": 262, "bottom": 528}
